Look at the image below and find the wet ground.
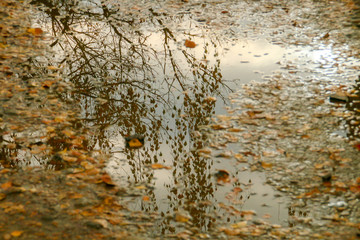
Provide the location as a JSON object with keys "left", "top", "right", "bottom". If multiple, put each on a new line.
{"left": 1, "top": 0, "right": 360, "bottom": 239}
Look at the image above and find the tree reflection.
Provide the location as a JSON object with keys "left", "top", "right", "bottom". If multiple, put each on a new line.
{"left": 31, "top": 0, "right": 231, "bottom": 234}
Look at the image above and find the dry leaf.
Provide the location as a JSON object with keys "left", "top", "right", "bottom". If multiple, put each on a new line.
{"left": 142, "top": 196, "right": 150, "bottom": 201}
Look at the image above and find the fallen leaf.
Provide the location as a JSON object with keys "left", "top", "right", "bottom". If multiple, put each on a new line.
{"left": 142, "top": 196, "right": 150, "bottom": 201}
{"left": 184, "top": 39, "right": 196, "bottom": 48}
{"left": 0, "top": 193, "right": 6, "bottom": 201}
{"left": 27, "top": 28, "right": 43, "bottom": 36}
{"left": 11, "top": 231, "right": 23, "bottom": 237}
{"left": 151, "top": 163, "right": 171, "bottom": 169}
{"left": 1, "top": 182, "right": 12, "bottom": 190}
{"left": 215, "top": 170, "right": 230, "bottom": 183}
{"left": 125, "top": 135, "right": 144, "bottom": 149}
{"left": 175, "top": 212, "right": 192, "bottom": 222}
{"left": 261, "top": 161, "right": 273, "bottom": 169}
{"left": 101, "top": 174, "right": 115, "bottom": 186}
{"left": 231, "top": 221, "right": 247, "bottom": 228}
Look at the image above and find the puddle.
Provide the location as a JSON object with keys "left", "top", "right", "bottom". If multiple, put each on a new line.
{"left": 15, "top": 0, "right": 360, "bottom": 236}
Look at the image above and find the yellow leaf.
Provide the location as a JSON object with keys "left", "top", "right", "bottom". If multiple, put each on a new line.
{"left": 231, "top": 221, "right": 247, "bottom": 229}
{"left": 11, "top": 231, "right": 23, "bottom": 237}
{"left": 175, "top": 212, "right": 191, "bottom": 223}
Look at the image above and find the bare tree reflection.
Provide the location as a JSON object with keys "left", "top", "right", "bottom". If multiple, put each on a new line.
{"left": 31, "top": 0, "right": 232, "bottom": 234}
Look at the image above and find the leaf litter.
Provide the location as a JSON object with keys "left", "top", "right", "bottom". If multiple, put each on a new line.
{"left": 1, "top": 0, "right": 360, "bottom": 239}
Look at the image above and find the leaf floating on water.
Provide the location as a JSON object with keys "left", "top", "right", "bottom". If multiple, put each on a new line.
{"left": 215, "top": 170, "right": 230, "bottom": 184}
{"left": 175, "top": 212, "right": 192, "bottom": 223}
{"left": 204, "top": 96, "right": 216, "bottom": 102}
{"left": 101, "top": 174, "right": 115, "bottom": 186}
{"left": 142, "top": 196, "right": 150, "bottom": 201}
{"left": 234, "top": 153, "right": 246, "bottom": 162}
{"left": 125, "top": 135, "right": 144, "bottom": 149}
{"left": 11, "top": 231, "right": 23, "bottom": 237}
{"left": 211, "top": 124, "right": 230, "bottom": 130}
{"left": 197, "top": 148, "right": 212, "bottom": 154}
{"left": 151, "top": 163, "right": 171, "bottom": 170}
{"left": 27, "top": 28, "right": 43, "bottom": 36}
{"left": 231, "top": 220, "right": 247, "bottom": 229}
{"left": 261, "top": 161, "right": 273, "bottom": 169}
{"left": 184, "top": 39, "right": 196, "bottom": 48}
{"left": 1, "top": 181, "right": 12, "bottom": 190}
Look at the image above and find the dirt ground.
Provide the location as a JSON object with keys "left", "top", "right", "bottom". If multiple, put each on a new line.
{"left": 0, "top": 0, "right": 360, "bottom": 239}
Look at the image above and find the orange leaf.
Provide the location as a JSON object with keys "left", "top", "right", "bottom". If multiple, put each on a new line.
{"left": 215, "top": 170, "right": 230, "bottom": 183}
{"left": 175, "top": 212, "right": 191, "bottom": 223}
{"left": 62, "top": 156, "right": 78, "bottom": 162}
{"left": 233, "top": 187, "right": 243, "bottom": 193}
{"left": 184, "top": 39, "right": 196, "bottom": 48}
{"left": 1, "top": 181, "right": 12, "bottom": 190}
{"left": 11, "top": 231, "right": 24, "bottom": 237}
{"left": 261, "top": 161, "right": 273, "bottom": 169}
{"left": 101, "top": 174, "right": 115, "bottom": 186}
{"left": 151, "top": 163, "right": 171, "bottom": 169}
{"left": 27, "top": 28, "right": 43, "bottom": 36}
{"left": 142, "top": 196, "right": 150, "bottom": 201}
{"left": 127, "top": 138, "right": 143, "bottom": 148}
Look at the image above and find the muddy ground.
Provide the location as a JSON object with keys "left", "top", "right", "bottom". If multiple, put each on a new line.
{"left": 0, "top": 0, "right": 360, "bottom": 239}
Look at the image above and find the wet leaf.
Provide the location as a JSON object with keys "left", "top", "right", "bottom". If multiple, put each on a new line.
{"left": 227, "top": 128, "right": 243, "bottom": 132}
{"left": 62, "top": 156, "right": 78, "bottom": 162}
{"left": 261, "top": 161, "right": 273, "bottom": 169}
{"left": 125, "top": 135, "right": 144, "bottom": 149}
{"left": 231, "top": 221, "right": 247, "bottom": 228}
{"left": 27, "top": 28, "right": 43, "bottom": 35}
{"left": 151, "top": 163, "right": 171, "bottom": 169}
{"left": 184, "top": 39, "right": 196, "bottom": 48}
{"left": 1, "top": 182, "right": 12, "bottom": 190}
{"left": 11, "top": 231, "right": 23, "bottom": 237}
{"left": 220, "top": 227, "right": 242, "bottom": 236}
{"left": 215, "top": 170, "right": 230, "bottom": 183}
{"left": 234, "top": 153, "right": 246, "bottom": 162}
{"left": 101, "top": 174, "right": 115, "bottom": 186}
{"left": 0, "top": 193, "right": 6, "bottom": 201}
{"left": 211, "top": 124, "right": 229, "bottom": 130}
{"left": 175, "top": 212, "right": 192, "bottom": 223}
